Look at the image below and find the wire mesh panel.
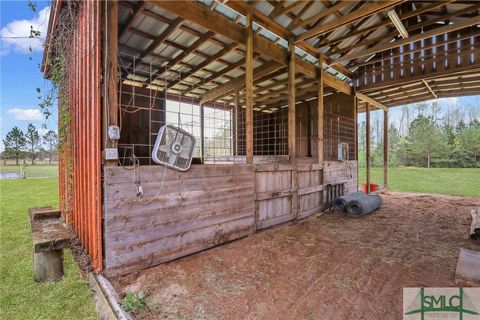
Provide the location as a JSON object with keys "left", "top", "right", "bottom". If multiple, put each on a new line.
{"left": 324, "top": 112, "right": 356, "bottom": 161}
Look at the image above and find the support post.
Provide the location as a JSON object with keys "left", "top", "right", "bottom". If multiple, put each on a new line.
{"left": 317, "top": 66, "right": 324, "bottom": 164}
{"left": 383, "top": 110, "right": 388, "bottom": 190}
{"left": 245, "top": 9, "right": 254, "bottom": 164}
{"left": 288, "top": 38, "right": 296, "bottom": 165}
{"left": 200, "top": 103, "right": 205, "bottom": 163}
{"left": 354, "top": 94, "right": 358, "bottom": 190}
{"left": 366, "top": 103, "right": 371, "bottom": 193}
{"left": 105, "top": 0, "right": 118, "bottom": 166}
{"left": 234, "top": 90, "right": 239, "bottom": 156}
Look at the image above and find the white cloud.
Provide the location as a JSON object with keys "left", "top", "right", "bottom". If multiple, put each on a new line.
{"left": 1, "top": 6, "right": 50, "bottom": 55}
{"left": 7, "top": 108, "right": 43, "bottom": 121}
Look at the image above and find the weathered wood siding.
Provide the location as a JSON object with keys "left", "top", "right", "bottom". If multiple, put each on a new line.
{"left": 297, "top": 164, "right": 323, "bottom": 219}
{"left": 103, "top": 164, "right": 255, "bottom": 277}
{"left": 323, "top": 160, "right": 358, "bottom": 207}
{"left": 254, "top": 164, "right": 295, "bottom": 229}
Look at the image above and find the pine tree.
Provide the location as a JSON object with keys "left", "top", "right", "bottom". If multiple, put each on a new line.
{"left": 2, "top": 127, "right": 26, "bottom": 165}
{"left": 25, "top": 124, "right": 40, "bottom": 165}
{"left": 43, "top": 130, "right": 58, "bottom": 165}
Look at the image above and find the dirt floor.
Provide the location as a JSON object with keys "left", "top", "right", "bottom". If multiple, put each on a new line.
{"left": 111, "top": 192, "right": 480, "bottom": 320}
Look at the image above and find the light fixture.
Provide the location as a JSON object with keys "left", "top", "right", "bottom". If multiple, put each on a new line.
{"left": 388, "top": 10, "right": 409, "bottom": 39}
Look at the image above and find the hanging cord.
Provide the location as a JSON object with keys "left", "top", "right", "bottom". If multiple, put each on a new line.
{"left": 135, "top": 154, "right": 169, "bottom": 206}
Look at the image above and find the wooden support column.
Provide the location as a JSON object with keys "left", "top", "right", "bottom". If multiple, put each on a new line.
{"left": 366, "top": 103, "right": 371, "bottom": 193}
{"left": 383, "top": 110, "right": 388, "bottom": 190}
{"left": 354, "top": 95, "right": 359, "bottom": 190}
{"left": 105, "top": 0, "right": 118, "bottom": 166}
{"left": 288, "top": 38, "right": 296, "bottom": 164}
{"left": 200, "top": 104, "right": 205, "bottom": 162}
{"left": 317, "top": 66, "right": 324, "bottom": 164}
{"left": 234, "top": 90, "right": 239, "bottom": 156}
{"left": 245, "top": 9, "right": 254, "bottom": 164}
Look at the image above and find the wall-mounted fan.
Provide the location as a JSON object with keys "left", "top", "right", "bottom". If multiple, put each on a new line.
{"left": 152, "top": 124, "right": 196, "bottom": 171}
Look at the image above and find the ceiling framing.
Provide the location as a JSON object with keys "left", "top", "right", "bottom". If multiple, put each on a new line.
{"left": 115, "top": 0, "right": 480, "bottom": 112}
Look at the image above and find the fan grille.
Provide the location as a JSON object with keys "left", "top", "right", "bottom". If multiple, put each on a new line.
{"left": 152, "top": 125, "right": 196, "bottom": 171}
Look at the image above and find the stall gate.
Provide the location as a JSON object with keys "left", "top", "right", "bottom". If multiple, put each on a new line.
{"left": 254, "top": 164, "right": 323, "bottom": 229}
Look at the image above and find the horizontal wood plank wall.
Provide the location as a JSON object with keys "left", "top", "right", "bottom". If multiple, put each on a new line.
{"left": 323, "top": 160, "right": 358, "bottom": 207}
{"left": 103, "top": 164, "right": 255, "bottom": 276}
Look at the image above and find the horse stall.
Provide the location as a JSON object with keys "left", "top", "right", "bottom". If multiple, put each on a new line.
{"left": 102, "top": 87, "right": 357, "bottom": 276}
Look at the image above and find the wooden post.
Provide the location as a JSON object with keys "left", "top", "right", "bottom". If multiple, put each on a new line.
{"left": 234, "top": 90, "right": 239, "bottom": 156}
{"left": 383, "top": 110, "right": 388, "bottom": 190}
{"left": 105, "top": 0, "right": 118, "bottom": 166}
{"left": 317, "top": 66, "right": 324, "bottom": 164}
{"left": 366, "top": 103, "right": 371, "bottom": 193}
{"left": 288, "top": 38, "right": 296, "bottom": 165}
{"left": 200, "top": 103, "right": 205, "bottom": 162}
{"left": 245, "top": 9, "right": 254, "bottom": 164}
{"left": 354, "top": 94, "right": 358, "bottom": 190}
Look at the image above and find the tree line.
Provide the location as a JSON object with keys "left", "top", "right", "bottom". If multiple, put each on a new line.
{"left": 358, "top": 101, "right": 480, "bottom": 168}
{"left": 2, "top": 124, "right": 57, "bottom": 165}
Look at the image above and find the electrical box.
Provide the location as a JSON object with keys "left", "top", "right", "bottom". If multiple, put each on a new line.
{"left": 108, "top": 125, "right": 121, "bottom": 140}
{"left": 338, "top": 143, "right": 349, "bottom": 161}
{"left": 105, "top": 148, "right": 118, "bottom": 160}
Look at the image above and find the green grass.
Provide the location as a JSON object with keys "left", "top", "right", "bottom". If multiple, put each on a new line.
{"left": 0, "top": 165, "right": 58, "bottom": 178}
{"left": 358, "top": 167, "right": 480, "bottom": 196}
{"left": 0, "top": 177, "right": 97, "bottom": 319}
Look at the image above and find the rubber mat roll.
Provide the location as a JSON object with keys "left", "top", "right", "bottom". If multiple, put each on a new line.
{"left": 346, "top": 194, "right": 383, "bottom": 215}
{"left": 332, "top": 191, "right": 367, "bottom": 211}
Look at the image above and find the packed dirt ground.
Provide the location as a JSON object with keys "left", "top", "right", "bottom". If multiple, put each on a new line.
{"left": 111, "top": 192, "right": 480, "bottom": 320}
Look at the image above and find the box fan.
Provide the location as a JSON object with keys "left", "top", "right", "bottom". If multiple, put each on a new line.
{"left": 152, "top": 124, "right": 196, "bottom": 171}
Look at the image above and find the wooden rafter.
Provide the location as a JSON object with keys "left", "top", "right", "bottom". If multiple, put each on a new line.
{"left": 317, "top": 0, "right": 454, "bottom": 49}
{"left": 138, "top": 18, "right": 183, "bottom": 60}
{"left": 295, "top": 1, "right": 403, "bottom": 42}
{"left": 167, "top": 43, "right": 239, "bottom": 89}
{"left": 119, "top": 2, "right": 146, "bottom": 37}
{"left": 335, "top": 15, "right": 480, "bottom": 64}
{"left": 356, "top": 92, "right": 388, "bottom": 111}
{"left": 147, "top": 1, "right": 351, "bottom": 99}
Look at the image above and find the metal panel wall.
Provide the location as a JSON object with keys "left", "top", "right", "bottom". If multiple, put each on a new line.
{"left": 58, "top": 0, "right": 103, "bottom": 271}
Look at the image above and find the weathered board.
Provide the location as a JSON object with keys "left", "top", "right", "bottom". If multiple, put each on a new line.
{"left": 254, "top": 164, "right": 295, "bottom": 229}
{"left": 297, "top": 164, "right": 323, "bottom": 219}
{"left": 103, "top": 164, "right": 255, "bottom": 277}
{"left": 323, "top": 160, "right": 358, "bottom": 208}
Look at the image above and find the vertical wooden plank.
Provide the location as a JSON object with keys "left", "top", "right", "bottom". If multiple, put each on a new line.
{"left": 200, "top": 103, "right": 205, "bottom": 162}
{"left": 383, "top": 110, "right": 388, "bottom": 190}
{"left": 288, "top": 38, "right": 296, "bottom": 165}
{"left": 317, "top": 66, "right": 324, "bottom": 164}
{"left": 234, "top": 90, "right": 239, "bottom": 156}
{"left": 245, "top": 9, "right": 254, "bottom": 164}
{"left": 105, "top": 0, "right": 118, "bottom": 166}
{"left": 352, "top": 92, "right": 358, "bottom": 191}
{"left": 366, "top": 103, "right": 371, "bottom": 193}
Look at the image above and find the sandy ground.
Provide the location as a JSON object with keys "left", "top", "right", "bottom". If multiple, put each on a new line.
{"left": 111, "top": 192, "right": 480, "bottom": 320}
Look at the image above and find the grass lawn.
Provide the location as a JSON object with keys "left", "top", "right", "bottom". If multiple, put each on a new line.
{"left": 358, "top": 167, "right": 480, "bottom": 197}
{"left": 0, "top": 177, "right": 97, "bottom": 319}
{"left": 0, "top": 165, "right": 58, "bottom": 178}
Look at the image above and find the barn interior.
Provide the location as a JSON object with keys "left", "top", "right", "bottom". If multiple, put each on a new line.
{"left": 44, "top": 0, "right": 480, "bottom": 313}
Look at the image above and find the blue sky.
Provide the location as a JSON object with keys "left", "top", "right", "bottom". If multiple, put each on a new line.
{"left": 1, "top": 1, "right": 479, "bottom": 152}
{"left": 1, "top": 1, "right": 53, "bottom": 151}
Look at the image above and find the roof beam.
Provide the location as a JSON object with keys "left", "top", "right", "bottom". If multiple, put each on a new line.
{"left": 422, "top": 79, "right": 437, "bottom": 99}
{"left": 317, "top": 0, "right": 454, "bottom": 49}
{"left": 200, "top": 62, "right": 284, "bottom": 104}
{"left": 167, "top": 43, "right": 239, "bottom": 89}
{"left": 356, "top": 92, "right": 388, "bottom": 111}
{"left": 221, "top": 1, "right": 351, "bottom": 78}
{"left": 336, "top": 13, "right": 480, "bottom": 64}
{"left": 138, "top": 18, "right": 183, "bottom": 60}
{"left": 119, "top": 2, "right": 146, "bottom": 37}
{"left": 291, "top": 1, "right": 351, "bottom": 31}
{"left": 148, "top": 1, "right": 351, "bottom": 97}
{"left": 296, "top": 1, "right": 402, "bottom": 42}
